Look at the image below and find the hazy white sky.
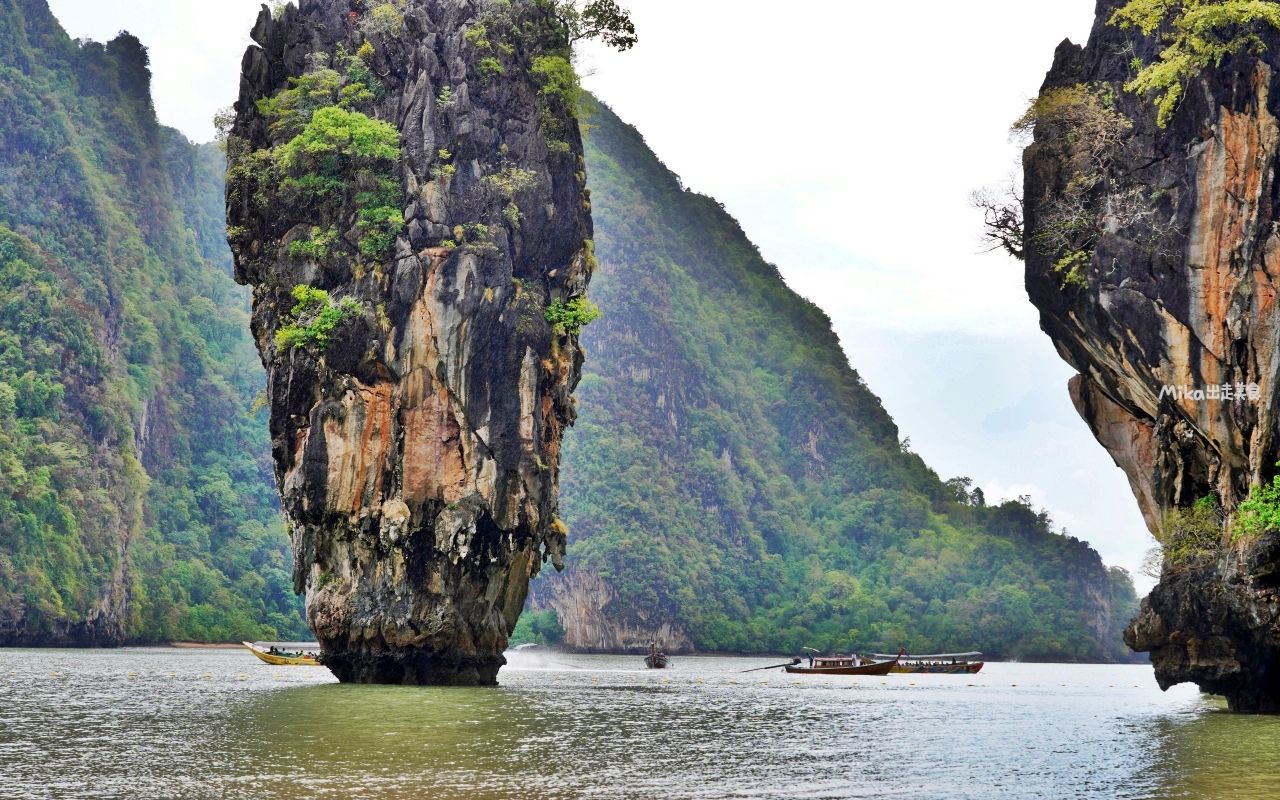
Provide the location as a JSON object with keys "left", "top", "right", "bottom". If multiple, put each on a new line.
{"left": 45, "top": 0, "right": 1155, "bottom": 588}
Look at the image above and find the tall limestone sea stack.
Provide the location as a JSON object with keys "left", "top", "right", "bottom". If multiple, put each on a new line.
{"left": 1023, "top": 1, "right": 1280, "bottom": 710}
{"left": 227, "top": 0, "right": 595, "bottom": 684}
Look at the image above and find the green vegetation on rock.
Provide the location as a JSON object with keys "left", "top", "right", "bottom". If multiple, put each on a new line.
{"left": 1158, "top": 495, "right": 1223, "bottom": 569}
{"left": 0, "top": 3, "right": 306, "bottom": 643}
{"left": 230, "top": 43, "right": 403, "bottom": 265}
{"left": 544, "top": 100, "right": 1139, "bottom": 661}
{"left": 275, "top": 285, "right": 361, "bottom": 352}
{"left": 1111, "top": 0, "right": 1280, "bottom": 126}
{"left": 1234, "top": 471, "right": 1280, "bottom": 540}
{"left": 545, "top": 297, "right": 601, "bottom": 336}
{"left": 1016, "top": 85, "right": 1132, "bottom": 290}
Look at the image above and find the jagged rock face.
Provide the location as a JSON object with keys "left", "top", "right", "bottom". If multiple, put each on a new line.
{"left": 228, "top": 0, "right": 592, "bottom": 684}
{"left": 1024, "top": 4, "right": 1280, "bottom": 709}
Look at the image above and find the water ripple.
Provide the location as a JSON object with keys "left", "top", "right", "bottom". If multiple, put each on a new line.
{"left": 1, "top": 650, "right": 1275, "bottom": 799}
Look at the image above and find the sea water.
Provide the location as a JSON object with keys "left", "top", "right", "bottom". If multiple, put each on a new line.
{"left": 1, "top": 648, "right": 1277, "bottom": 799}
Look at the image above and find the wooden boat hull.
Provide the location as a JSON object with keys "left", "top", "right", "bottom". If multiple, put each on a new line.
{"left": 889, "top": 662, "right": 984, "bottom": 674}
{"left": 644, "top": 654, "right": 669, "bottom": 669}
{"left": 242, "top": 642, "right": 321, "bottom": 666}
{"left": 784, "top": 660, "right": 895, "bottom": 676}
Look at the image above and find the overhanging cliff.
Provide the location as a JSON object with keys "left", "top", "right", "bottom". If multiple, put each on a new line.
{"left": 1023, "top": 1, "right": 1280, "bottom": 710}
{"left": 227, "top": 0, "right": 593, "bottom": 684}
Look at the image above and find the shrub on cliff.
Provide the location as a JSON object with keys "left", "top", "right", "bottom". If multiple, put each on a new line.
{"left": 1233, "top": 470, "right": 1280, "bottom": 539}
{"left": 231, "top": 46, "right": 403, "bottom": 263}
{"left": 275, "top": 106, "right": 400, "bottom": 171}
{"left": 1016, "top": 85, "right": 1133, "bottom": 289}
{"left": 545, "top": 296, "right": 601, "bottom": 336}
{"left": 1111, "top": 0, "right": 1280, "bottom": 126}
{"left": 275, "top": 285, "right": 361, "bottom": 352}
{"left": 1157, "top": 496, "right": 1223, "bottom": 570}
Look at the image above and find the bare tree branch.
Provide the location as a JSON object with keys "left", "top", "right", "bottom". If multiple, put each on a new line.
{"left": 969, "top": 179, "right": 1024, "bottom": 260}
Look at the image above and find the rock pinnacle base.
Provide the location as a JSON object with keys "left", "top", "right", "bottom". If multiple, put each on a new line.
{"left": 321, "top": 647, "right": 505, "bottom": 686}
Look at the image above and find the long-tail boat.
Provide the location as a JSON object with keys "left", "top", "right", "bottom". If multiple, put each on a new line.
{"left": 242, "top": 641, "right": 323, "bottom": 666}
{"left": 868, "top": 652, "right": 985, "bottom": 674}
{"left": 644, "top": 642, "right": 669, "bottom": 669}
{"left": 784, "top": 649, "right": 902, "bottom": 676}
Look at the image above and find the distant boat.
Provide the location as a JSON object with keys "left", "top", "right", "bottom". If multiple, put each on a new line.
{"left": 644, "top": 643, "right": 669, "bottom": 669}
{"left": 785, "top": 650, "right": 902, "bottom": 676}
{"left": 868, "top": 652, "right": 985, "bottom": 674}
{"left": 242, "top": 641, "right": 323, "bottom": 666}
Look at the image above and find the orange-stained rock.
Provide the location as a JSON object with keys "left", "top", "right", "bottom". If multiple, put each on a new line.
{"left": 402, "top": 384, "right": 466, "bottom": 505}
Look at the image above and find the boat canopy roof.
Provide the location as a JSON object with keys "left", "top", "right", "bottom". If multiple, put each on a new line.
{"left": 252, "top": 641, "right": 320, "bottom": 650}
{"left": 869, "top": 652, "right": 982, "bottom": 660}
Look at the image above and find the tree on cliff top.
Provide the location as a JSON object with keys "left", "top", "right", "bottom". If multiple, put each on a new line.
{"left": 543, "top": 0, "right": 637, "bottom": 51}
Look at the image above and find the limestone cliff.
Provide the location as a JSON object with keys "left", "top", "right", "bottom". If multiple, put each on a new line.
{"left": 1024, "top": 2, "right": 1280, "bottom": 709}
{"left": 227, "top": 0, "right": 592, "bottom": 684}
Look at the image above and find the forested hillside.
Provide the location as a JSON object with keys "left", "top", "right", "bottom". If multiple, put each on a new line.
{"left": 524, "top": 100, "right": 1139, "bottom": 661}
{"left": 0, "top": 0, "right": 305, "bottom": 644}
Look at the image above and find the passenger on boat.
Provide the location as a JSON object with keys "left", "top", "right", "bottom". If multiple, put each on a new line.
{"left": 807, "top": 652, "right": 814, "bottom": 667}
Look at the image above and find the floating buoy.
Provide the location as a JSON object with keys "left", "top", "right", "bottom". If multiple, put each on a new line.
{"left": 50, "top": 673, "right": 58, "bottom": 677}
{"left": 880, "top": 681, "right": 886, "bottom": 685}
{"left": 168, "top": 673, "right": 175, "bottom": 678}
{"left": 662, "top": 679, "right": 669, "bottom": 683}
{"left": 128, "top": 673, "right": 135, "bottom": 677}
{"left": 909, "top": 683, "right": 915, "bottom": 686}
{"left": 793, "top": 681, "right": 800, "bottom": 685}
{"left": 728, "top": 679, "right": 734, "bottom": 684}
{"left": 695, "top": 679, "right": 702, "bottom": 683}
{"left": 967, "top": 683, "right": 974, "bottom": 687}
{"left": 204, "top": 674, "right": 211, "bottom": 678}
